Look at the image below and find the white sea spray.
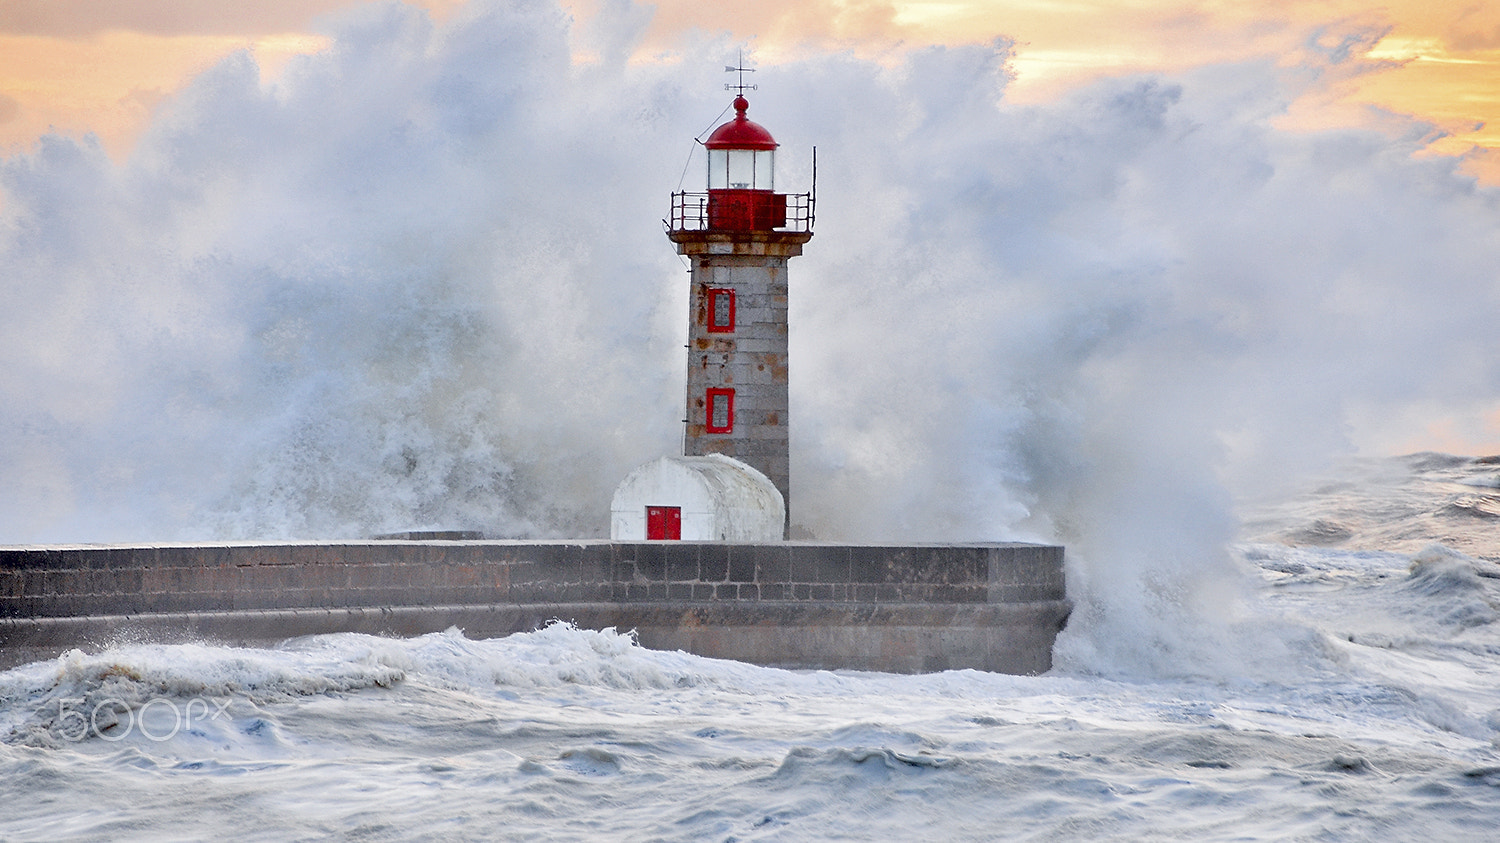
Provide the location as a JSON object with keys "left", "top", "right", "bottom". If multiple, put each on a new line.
{"left": 2, "top": 1, "right": 1500, "bottom": 836}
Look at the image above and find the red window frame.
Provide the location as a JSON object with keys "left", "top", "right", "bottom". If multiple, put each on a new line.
{"left": 705, "top": 388, "right": 734, "bottom": 434}
{"left": 707, "top": 288, "right": 735, "bottom": 333}
{"left": 646, "top": 505, "right": 681, "bottom": 540}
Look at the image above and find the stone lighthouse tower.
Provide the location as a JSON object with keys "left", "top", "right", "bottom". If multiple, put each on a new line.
{"left": 666, "top": 91, "right": 813, "bottom": 536}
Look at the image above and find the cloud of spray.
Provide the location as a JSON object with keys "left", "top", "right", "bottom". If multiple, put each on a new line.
{"left": 4, "top": 1, "right": 1500, "bottom": 675}
{"left": 760, "top": 40, "right": 1500, "bottom": 675}
{"left": 0, "top": 0, "right": 709, "bottom": 540}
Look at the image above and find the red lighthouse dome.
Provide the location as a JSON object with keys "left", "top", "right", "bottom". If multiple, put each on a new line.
{"left": 705, "top": 96, "right": 778, "bottom": 152}
{"left": 703, "top": 96, "right": 780, "bottom": 226}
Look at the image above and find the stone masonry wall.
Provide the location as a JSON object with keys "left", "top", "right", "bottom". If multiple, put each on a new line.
{"left": 0, "top": 542, "right": 1064, "bottom": 620}
{"left": 684, "top": 255, "right": 792, "bottom": 511}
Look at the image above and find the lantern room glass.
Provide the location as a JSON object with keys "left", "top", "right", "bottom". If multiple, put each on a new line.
{"left": 709, "top": 148, "right": 774, "bottom": 190}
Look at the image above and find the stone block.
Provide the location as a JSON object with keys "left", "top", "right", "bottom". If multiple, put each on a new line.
{"left": 228, "top": 587, "right": 278, "bottom": 612}
{"left": 479, "top": 562, "right": 510, "bottom": 595}
{"left": 618, "top": 543, "right": 667, "bottom": 582}
{"left": 754, "top": 546, "right": 792, "bottom": 582}
{"left": 59, "top": 569, "right": 91, "bottom": 599}
{"left": 538, "top": 544, "right": 577, "bottom": 582}
{"left": 345, "top": 544, "right": 381, "bottom": 567}
{"left": 38, "top": 549, "right": 79, "bottom": 571}
{"left": 140, "top": 566, "right": 173, "bottom": 595}
{"left": 358, "top": 587, "right": 400, "bottom": 607}
{"left": 810, "top": 546, "right": 852, "bottom": 583}
{"left": 663, "top": 543, "right": 701, "bottom": 582}
{"left": 505, "top": 560, "right": 536, "bottom": 585}
{"left": 124, "top": 547, "right": 161, "bottom": 568}
{"left": 735, "top": 305, "right": 773, "bottom": 324}
{"left": 149, "top": 546, "right": 193, "bottom": 569}
{"left": 347, "top": 563, "right": 379, "bottom": 589}
{"left": 279, "top": 588, "right": 317, "bottom": 610}
{"left": 278, "top": 544, "right": 317, "bottom": 568}
{"left": 26, "top": 571, "right": 55, "bottom": 598}
{"left": 1004, "top": 583, "right": 1042, "bottom": 603}
{"left": 242, "top": 565, "right": 280, "bottom": 592}
{"left": 727, "top": 549, "right": 755, "bottom": 583}
{"left": 759, "top": 583, "right": 788, "bottom": 601}
{"left": 929, "top": 584, "right": 975, "bottom": 604}
{"left": 847, "top": 546, "right": 902, "bottom": 583}
{"left": 609, "top": 556, "right": 637, "bottom": 584}
{"left": 569, "top": 582, "right": 602, "bottom": 602}
{"left": 943, "top": 547, "right": 990, "bottom": 584}
{"left": 310, "top": 564, "right": 348, "bottom": 591}
{"left": 576, "top": 552, "right": 609, "bottom": 584}
{"left": 699, "top": 545, "right": 730, "bottom": 582}
{"left": 134, "top": 590, "right": 169, "bottom": 613}
{"left": 410, "top": 563, "right": 444, "bottom": 590}
{"left": 114, "top": 568, "right": 144, "bottom": 597}
{"left": 0, "top": 571, "right": 20, "bottom": 600}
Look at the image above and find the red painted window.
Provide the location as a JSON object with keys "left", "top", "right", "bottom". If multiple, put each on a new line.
{"left": 706, "top": 388, "right": 734, "bottom": 433}
{"left": 646, "top": 506, "right": 681, "bottom": 540}
{"left": 707, "top": 288, "right": 735, "bottom": 333}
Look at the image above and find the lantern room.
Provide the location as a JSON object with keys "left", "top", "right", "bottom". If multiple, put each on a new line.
{"left": 707, "top": 96, "right": 776, "bottom": 191}
{"left": 700, "top": 95, "right": 789, "bottom": 232}
{"left": 667, "top": 92, "right": 814, "bottom": 236}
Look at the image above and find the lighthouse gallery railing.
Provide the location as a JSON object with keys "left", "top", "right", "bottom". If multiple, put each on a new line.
{"left": 667, "top": 191, "right": 815, "bottom": 233}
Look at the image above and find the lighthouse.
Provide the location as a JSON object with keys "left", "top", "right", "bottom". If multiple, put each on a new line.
{"left": 665, "top": 91, "right": 814, "bottom": 537}
{"left": 610, "top": 77, "right": 813, "bottom": 542}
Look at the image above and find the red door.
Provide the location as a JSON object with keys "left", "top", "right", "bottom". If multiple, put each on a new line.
{"left": 646, "top": 506, "right": 682, "bottom": 540}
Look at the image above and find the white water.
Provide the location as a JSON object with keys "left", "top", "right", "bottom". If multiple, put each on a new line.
{"left": 4, "top": 2, "right": 1500, "bottom": 553}
{"left": 3, "top": 454, "right": 1499, "bottom": 840}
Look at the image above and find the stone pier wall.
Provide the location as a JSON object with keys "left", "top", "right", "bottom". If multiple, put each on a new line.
{"left": 0, "top": 541, "right": 1068, "bottom": 674}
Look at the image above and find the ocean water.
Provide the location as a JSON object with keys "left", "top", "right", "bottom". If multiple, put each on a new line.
{"left": 2, "top": 454, "right": 1499, "bottom": 841}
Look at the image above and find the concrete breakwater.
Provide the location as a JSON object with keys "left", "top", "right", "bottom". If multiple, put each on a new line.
{"left": 0, "top": 541, "right": 1069, "bottom": 674}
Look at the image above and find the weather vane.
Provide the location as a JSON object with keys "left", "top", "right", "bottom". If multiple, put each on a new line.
{"left": 724, "top": 50, "right": 757, "bottom": 96}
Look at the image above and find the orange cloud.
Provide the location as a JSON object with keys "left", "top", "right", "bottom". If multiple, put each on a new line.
{"left": 0, "top": 0, "right": 360, "bottom": 36}
{"left": 0, "top": 31, "right": 329, "bottom": 158}
{"left": 620, "top": 0, "right": 1500, "bottom": 180}
{"left": 1, "top": 0, "right": 1497, "bottom": 182}
{"left": 0, "top": 0, "right": 459, "bottom": 156}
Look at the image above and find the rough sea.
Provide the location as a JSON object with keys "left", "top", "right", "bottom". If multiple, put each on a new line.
{"left": 3, "top": 453, "right": 1498, "bottom": 841}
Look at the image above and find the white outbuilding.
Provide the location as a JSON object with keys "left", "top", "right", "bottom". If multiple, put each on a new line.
{"left": 610, "top": 454, "right": 785, "bottom": 541}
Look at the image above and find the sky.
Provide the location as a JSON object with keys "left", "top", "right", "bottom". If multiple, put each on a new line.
{"left": 2, "top": 1, "right": 1498, "bottom": 178}
{"left": 1, "top": 0, "right": 1499, "bottom": 558}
